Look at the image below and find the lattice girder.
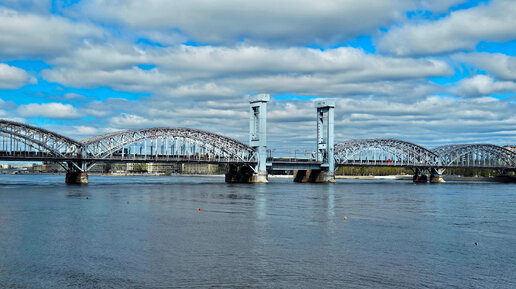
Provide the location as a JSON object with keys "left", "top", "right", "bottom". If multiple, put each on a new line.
{"left": 433, "top": 144, "right": 516, "bottom": 168}
{"left": 335, "top": 139, "right": 439, "bottom": 166}
{"left": 81, "top": 127, "right": 254, "bottom": 162}
{"left": 0, "top": 120, "right": 82, "bottom": 157}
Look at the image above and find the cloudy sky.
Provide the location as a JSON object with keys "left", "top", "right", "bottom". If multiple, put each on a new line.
{"left": 0, "top": 0, "right": 515, "bottom": 154}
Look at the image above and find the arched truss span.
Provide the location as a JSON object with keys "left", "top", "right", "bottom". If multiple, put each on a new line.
{"left": 433, "top": 144, "right": 516, "bottom": 168}
{"left": 81, "top": 127, "right": 254, "bottom": 162}
{"left": 0, "top": 120, "right": 81, "bottom": 158}
{"left": 334, "top": 139, "right": 439, "bottom": 166}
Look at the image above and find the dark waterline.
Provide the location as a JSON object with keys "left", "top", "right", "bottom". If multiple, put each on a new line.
{"left": 0, "top": 175, "right": 515, "bottom": 288}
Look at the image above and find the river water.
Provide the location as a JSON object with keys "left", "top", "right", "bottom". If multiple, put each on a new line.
{"left": 0, "top": 175, "right": 514, "bottom": 288}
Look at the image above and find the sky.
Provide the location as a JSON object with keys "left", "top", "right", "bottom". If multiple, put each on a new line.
{"left": 0, "top": 0, "right": 515, "bottom": 154}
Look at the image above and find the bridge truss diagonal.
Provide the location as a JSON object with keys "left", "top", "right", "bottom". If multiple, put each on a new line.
{"left": 334, "top": 139, "right": 440, "bottom": 167}
{"left": 433, "top": 144, "right": 516, "bottom": 169}
{"left": 80, "top": 127, "right": 255, "bottom": 164}
{"left": 0, "top": 120, "right": 82, "bottom": 160}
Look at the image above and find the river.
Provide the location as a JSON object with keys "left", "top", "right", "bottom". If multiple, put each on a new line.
{"left": 0, "top": 175, "right": 514, "bottom": 288}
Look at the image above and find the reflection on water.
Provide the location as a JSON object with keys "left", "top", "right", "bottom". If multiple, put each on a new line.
{"left": 0, "top": 175, "right": 515, "bottom": 288}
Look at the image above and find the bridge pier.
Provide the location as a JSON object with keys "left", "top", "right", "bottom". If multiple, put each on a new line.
{"left": 65, "top": 161, "right": 89, "bottom": 185}
{"left": 430, "top": 168, "right": 445, "bottom": 183}
{"left": 293, "top": 169, "right": 335, "bottom": 183}
{"left": 413, "top": 168, "right": 428, "bottom": 183}
{"left": 225, "top": 164, "right": 268, "bottom": 183}
{"left": 65, "top": 171, "right": 89, "bottom": 184}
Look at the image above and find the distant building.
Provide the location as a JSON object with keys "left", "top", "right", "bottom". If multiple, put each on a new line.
{"left": 181, "top": 163, "right": 220, "bottom": 174}
{"left": 111, "top": 163, "right": 128, "bottom": 173}
{"left": 147, "top": 163, "right": 180, "bottom": 174}
{"left": 41, "top": 162, "right": 66, "bottom": 172}
{"left": 88, "top": 163, "right": 107, "bottom": 173}
{"left": 109, "top": 162, "right": 180, "bottom": 174}
{"left": 32, "top": 164, "right": 50, "bottom": 172}
{"left": 15, "top": 161, "right": 223, "bottom": 175}
{"left": 124, "top": 162, "right": 217, "bottom": 174}
{"left": 7, "top": 162, "right": 33, "bottom": 169}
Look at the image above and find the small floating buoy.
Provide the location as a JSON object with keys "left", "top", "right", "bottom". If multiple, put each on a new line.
{"left": 344, "top": 216, "right": 347, "bottom": 220}
{"left": 475, "top": 242, "right": 478, "bottom": 246}
{"left": 197, "top": 208, "right": 201, "bottom": 211}
{"left": 86, "top": 197, "right": 89, "bottom": 200}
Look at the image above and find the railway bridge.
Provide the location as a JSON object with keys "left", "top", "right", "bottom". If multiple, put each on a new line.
{"left": 1, "top": 94, "right": 515, "bottom": 184}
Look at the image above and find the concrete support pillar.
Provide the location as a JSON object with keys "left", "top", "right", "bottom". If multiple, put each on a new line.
{"left": 430, "top": 168, "right": 445, "bottom": 183}
{"left": 314, "top": 99, "right": 335, "bottom": 182}
{"left": 225, "top": 164, "right": 267, "bottom": 183}
{"left": 65, "top": 160, "right": 89, "bottom": 184}
{"left": 248, "top": 94, "right": 270, "bottom": 183}
{"left": 65, "top": 171, "right": 89, "bottom": 184}
{"left": 413, "top": 168, "right": 428, "bottom": 183}
{"left": 293, "top": 169, "right": 336, "bottom": 183}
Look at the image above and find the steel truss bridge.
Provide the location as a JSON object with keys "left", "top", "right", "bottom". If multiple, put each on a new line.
{"left": 0, "top": 120, "right": 254, "bottom": 167}
{"left": 334, "top": 139, "right": 516, "bottom": 169}
{"left": 1, "top": 96, "right": 515, "bottom": 183}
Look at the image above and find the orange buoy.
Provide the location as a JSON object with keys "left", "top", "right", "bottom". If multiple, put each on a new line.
{"left": 197, "top": 208, "right": 201, "bottom": 211}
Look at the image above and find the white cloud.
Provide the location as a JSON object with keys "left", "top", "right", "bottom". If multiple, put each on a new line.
{"left": 163, "top": 83, "right": 240, "bottom": 99}
{"left": 44, "top": 66, "right": 172, "bottom": 91}
{"left": 419, "top": 0, "right": 466, "bottom": 12}
{"left": 42, "top": 45, "right": 452, "bottom": 98}
{"left": 48, "top": 44, "right": 452, "bottom": 77}
{"left": 0, "top": 63, "right": 34, "bottom": 89}
{"left": 378, "top": 0, "right": 516, "bottom": 56}
{"left": 41, "top": 125, "right": 119, "bottom": 141}
{"left": 452, "top": 75, "right": 516, "bottom": 97}
{"left": 17, "top": 103, "right": 81, "bottom": 119}
{"left": 62, "top": 93, "right": 87, "bottom": 100}
{"left": 77, "top": 0, "right": 412, "bottom": 45}
{"left": 108, "top": 113, "right": 161, "bottom": 128}
{"left": 1, "top": 0, "right": 514, "bottom": 149}
{"left": 453, "top": 52, "right": 516, "bottom": 81}
{"left": 0, "top": 0, "right": 52, "bottom": 13}
{"left": 0, "top": 7, "right": 103, "bottom": 58}
{"left": 75, "top": 0, "right": 471, "bottom": 46}
{"left": 153, "top": 46, "right": 451, "bottom": 80}
{"left": 330, "top": 96, "right": 516, "bottom": 147}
